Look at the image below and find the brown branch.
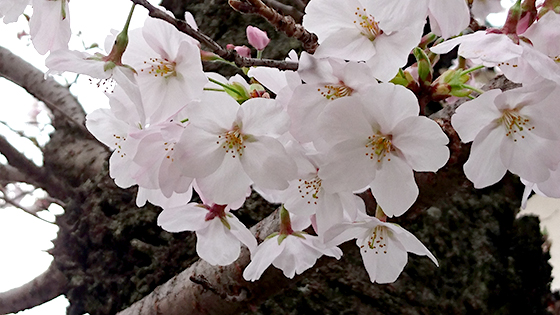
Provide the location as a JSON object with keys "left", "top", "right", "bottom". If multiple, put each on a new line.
{"left": 0, "top": 261, "right": 68, "bottom": 315}
{"left": 262, "top": 0, "right": 303, "bottom": 22}
{"left": 131, "top": 0, "right": 299, "bottom": 71}
{"left": 0, "top": 164, "right": 27, "bottom": 185}
{"left": 0, "top": 135, "right": 72, "bottom": 200}
{"left": 117, "top": 209, "right": 315, "bottom": 315}
{"left": 229, "top": 0, "right": 318, "bottom": 53}
{"left": 0, "top": 46, "right": 90, "bottom": 136}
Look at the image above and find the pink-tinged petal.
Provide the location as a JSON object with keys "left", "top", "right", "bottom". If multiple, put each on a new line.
{"left": 341, "top": 61, "right": 378, "bottom": 91}
{"left": 318, "top": 96, "right": 373, "bottom": 144}
{"left": 522, "top": 45, "right": 560, "bottom": 83}
{"left": 369, "top": 156, "right": 418, "bottom": 217}
{"left": 464, "top": 124, "right": 507, "bottom": 188}
{"left": 369, "top": 0, "right": 427, "bottom": 32}
{"left": 367, "top": 23, "right": 424, "bottom": 82}
{"left": 451, "top": 89, "right": 502, "bottom": 143}
{"left": 319, "top": 139, "right": 376, "bottom": 193}
{"left": 142, "top": 15, "right": 197, "bottom": 58}
{"left": 195, "top": 155, "right": 253, "bottom": 205}
{"left": 500, "top": 130, "right": 560, "bottom": 183}
{"left": 361, "top": 84, "right": 419, "bottom": 134}
{"left": 314, "top": 29, "right": 377, "bottom": 61}
{"left": 241, "top": 136, "right": 296, "bottom": 190}
{"left": 520, "top": 85, "right": 560, "bottom": 140}
{"left": 392, "top": 116, "right": 449, "bottom": 172}
{"left": 46, "top": 49, "right": 106, "bottom": 78}
{"left": 388, "top": 223, "right": 438, "bottom": 266}
{"left": 303, "top": 0, "right": 363, "bottom": 42}
{"left": 196, "top": 219, "right": 241, "bottom": 265}
{"left": 85, "top": 108, "right": 128, "bottom": 149}
{"left": 428, "top": 0, "right": 470, "bottom": 39}
{"left": 29, "top": 0, "right": 70, "bottom": 54}
{"left": 157, "top": 203, "right": 209, "bottom": 232}
{"left": 238, "top": 98, "right": 290, "bottom": 136}
{"left": 112, "top": 67, "right": 143, "bottom": 110}
{"left": 176, "top": 125, "right": 226, "bottom": 178}
{"left": 243, "top": 237, "right": 284, "bottom": 281}
{"left": 188, "top": 92, "right": 239, "bottom": 133}
{"left": 494, "top": 81, "right": 555, "bottom": 112}
{"left": 228, "top": 214, "right": 257, "bottom": 252}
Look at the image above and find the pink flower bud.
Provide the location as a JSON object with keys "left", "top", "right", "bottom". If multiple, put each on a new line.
{"left": 246, "top": 26, "right": 270, "bottom": 51}
{"left": 234, "top": 45, "right": 252, "bottom": 58}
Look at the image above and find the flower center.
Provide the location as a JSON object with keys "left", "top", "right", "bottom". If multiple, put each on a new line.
{"left": 365, "top": 133, "right": 394, "bottom": 162}
{"left": 498, "top": 109, "right": 533, "bottom": 142}
{"left": 163, "top": 141, "right": 176, "bottom": 162}
{"left": 112, "top": 134, "right": 127, "bottom": 158}
{"left": 353, "top": 7, "right": 383, "bottom": 41}
{"left": 141, "top": 57, "right": 177, "bottom": 78}
{"left": 361, "top": 226, "right": 388, "bottom": 255}
{"left": 318, "top": 83, "right": 354, "bottom": 100}
{"left": 297, "top": 174, "right": 322, "bottom": 205}
{"left": 217, "top": 125, "right": 247, "bottom": 158}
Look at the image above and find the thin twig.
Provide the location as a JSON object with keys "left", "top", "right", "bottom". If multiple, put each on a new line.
{"left": 130, "top": 0, "right": 299, "bottom": 71}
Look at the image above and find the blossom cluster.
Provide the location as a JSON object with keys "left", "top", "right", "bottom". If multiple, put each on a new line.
{"left": 4, "top": 0, "right": 559, "bottom": 286}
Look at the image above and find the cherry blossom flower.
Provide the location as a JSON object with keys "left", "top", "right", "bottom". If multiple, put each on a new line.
{"left": 175, "top": 92, "right": 297, "bottom": 204}
{"left": 323, "top": 213, "right": 438, "bottom": 284}
{"left": 46, "top": 41, "right": 142, "bottom": 107}
{"left": 287, "top": 53, "right": 378, "bottom": 143}
{"left": 280, "top": 142, "right": 365, "bottom": 235}
{"left": 85, "top": 85, "right": 146, "bottom": 185}
{"left": 317, "top": 83, "right": 449, "bottom": 217}
{"left": 158, "top": 202, "right": 257, "bottom": 266}
{"left": 430, "top": 28, "right": 560, "bottom": 84}
{"left": 303, "top": 0, "right": 423, "bottom": 81}
{"left": 243, "top": 209, "right": 342, "bottom": 281}
{"left": 29, "top": 0, "right": 71, "bottom": 54}
{"left": 451, "top": 83, "right": 560, "bottom": 188}
{"left": 123, "top": 16, "right": 206, "bottom": 124}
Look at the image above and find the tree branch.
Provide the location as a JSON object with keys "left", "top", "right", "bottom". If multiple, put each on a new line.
{"left": 229, "top": 0, "right": 318, "bottom": 53}
{"left": 117, "top": 209, "right": 311, "bottom": 315}
{"left": 0, "top": 261, "right": 68, "bottom": 315}
{"left": 0, "top": 135, "right": 72, "bottom": 200}
{"left": 130, "top": 0, "right": 299, "bottom": 71}
{"left": 262, "top": 0, "right": 304, "bottom": 22}
{"left": 0, "top": 46, "right": 89, "bottom": 136}
{"left": 0, "top": 164, "right": 27, "bottom": 185}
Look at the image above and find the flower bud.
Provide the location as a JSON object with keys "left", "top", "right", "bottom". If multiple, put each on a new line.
{"left": 246, "top": 25, "right": 270, "bottom": 51}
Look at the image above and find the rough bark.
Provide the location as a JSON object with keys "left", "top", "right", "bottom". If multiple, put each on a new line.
{"left": 0, "top": 1, "right": 554, "bottom": 315}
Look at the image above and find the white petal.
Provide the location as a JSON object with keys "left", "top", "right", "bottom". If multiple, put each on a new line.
{"left": 241, "top": 136, "right": 296, "bottom": 190}
{"left": 228, "top": 214, "right": 258, "bottom": 253}
{"left": 451, "top": 89, "right": 502, "bottom": 143}
{"left": 239, "top": 98, "right": 290, "bottom": 136}
{"left": 388, "top": 223, "right": 438, "bottom": 266}
{"left": 370, "top": 156, "right": 418, "bottom": 217}
{"left": 392, "top": 116, "right": 449, "bottom": 171}
{"left": 196, "top": 219, "right": 241, "bottom": 265}
{"left": 243, "top": 237, "right": 284, "bottom": 281}
{"left": 195, "top": 155, "right": 253, "bottom": 205}
{"left": 157, "top": 203, "right": 209, "bottom": 232}
{"left": 464, "top": 124, "right": 507, "bottom": 188}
